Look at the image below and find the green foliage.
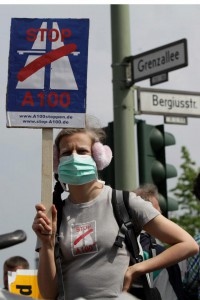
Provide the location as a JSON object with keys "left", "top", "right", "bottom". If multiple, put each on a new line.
{"left": 170, "top": 146, "right": 200, "bottom": 236}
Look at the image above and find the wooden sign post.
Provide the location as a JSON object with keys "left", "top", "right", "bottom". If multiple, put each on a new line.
{"left": 41, "top": 128, "right": 53, "bottom": 221}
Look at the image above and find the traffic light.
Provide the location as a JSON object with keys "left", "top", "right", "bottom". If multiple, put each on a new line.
{"left": 137, "top": 120, "right": 178, "bottom": 217}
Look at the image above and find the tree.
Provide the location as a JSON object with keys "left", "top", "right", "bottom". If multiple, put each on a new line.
{"left": 170, "top": 146, "right": 200, "bottom": 236}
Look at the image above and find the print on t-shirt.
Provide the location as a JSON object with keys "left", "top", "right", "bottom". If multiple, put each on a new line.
{"left": 71, "top": 220, "right": 98, "bottom": 256}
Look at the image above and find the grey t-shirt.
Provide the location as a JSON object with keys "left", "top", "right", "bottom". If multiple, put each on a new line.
{"left": 58, "top": 185, "right": 160, "bottom": 300}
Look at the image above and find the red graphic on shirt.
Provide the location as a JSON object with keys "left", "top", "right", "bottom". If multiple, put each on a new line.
{"left": 74, "top": 228, "right": 93, "bottom": 245}
{"left": 71, "top": 221, "right": 98, "bottom": 256}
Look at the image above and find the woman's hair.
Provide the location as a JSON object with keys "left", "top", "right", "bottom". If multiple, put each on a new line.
{"left": 55, "top": 117, "right": 106, "bottom": 151}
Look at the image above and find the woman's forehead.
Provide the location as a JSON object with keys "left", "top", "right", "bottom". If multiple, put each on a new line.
{"left": 59, "top": 132, "right": 92, "bottom": 147}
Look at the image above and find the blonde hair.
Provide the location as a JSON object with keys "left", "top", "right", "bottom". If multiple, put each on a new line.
{"left": 55, "top": 116, "right": 106, "bottom": 151}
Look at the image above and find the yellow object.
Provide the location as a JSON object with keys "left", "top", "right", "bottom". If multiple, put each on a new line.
{"left": 8, "top": 269, "right": 43, "bottom": 299}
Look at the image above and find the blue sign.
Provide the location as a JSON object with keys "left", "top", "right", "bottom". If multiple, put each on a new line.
{"left": 6, "top": 18, "right": 89, "bottom": 128}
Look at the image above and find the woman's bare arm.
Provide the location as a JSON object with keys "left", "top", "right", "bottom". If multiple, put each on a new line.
{"left": 123, "top": 214, "right": 199, "bottom": 291}
{"left": 32, "top": 204, "right": 58, "bottom": 299}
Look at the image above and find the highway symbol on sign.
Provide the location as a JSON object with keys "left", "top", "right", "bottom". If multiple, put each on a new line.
{"left": 6, "top": 18, "right": 89, "bottom": 128}
{"left": 16, "top": 22, "right": 79, "bottom": 90}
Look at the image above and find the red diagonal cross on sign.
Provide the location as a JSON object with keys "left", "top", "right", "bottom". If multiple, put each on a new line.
{"left": 74, "top": 228, "right": 93, "bottom": 246}
{"left": 17, "top": 43, "right": 77, "bottom": 82}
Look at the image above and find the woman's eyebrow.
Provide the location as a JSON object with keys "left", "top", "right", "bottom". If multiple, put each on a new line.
{"left": 59, "top": 147, "right": 70, "bottom": 154}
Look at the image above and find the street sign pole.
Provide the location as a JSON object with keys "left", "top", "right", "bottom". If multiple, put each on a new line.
{"left": 111, "top": 5, "right": 136, "bottom": 190}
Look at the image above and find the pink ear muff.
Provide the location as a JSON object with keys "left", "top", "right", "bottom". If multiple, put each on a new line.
{"left": 92, "top": 142, "right": 113, "bottom": 170}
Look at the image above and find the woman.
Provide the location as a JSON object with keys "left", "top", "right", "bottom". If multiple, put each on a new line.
{"left": 32, "top": 124, "right": 198, "bottom": 300}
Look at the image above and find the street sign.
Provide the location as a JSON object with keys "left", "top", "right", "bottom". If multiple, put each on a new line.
{"left": 137, "top": 87, "right": 200, "bottom": 117}
{"left": 125, "top": 39, "right": 187, "bottom": 86}
{"left": 6, "top": 18, "right": 89, "bottom": 128}
{"left": 150, "top": 73, "right": 168, "bottom": 86}
{"left": 164, "top": 116, "right": 188, "bottom": 125}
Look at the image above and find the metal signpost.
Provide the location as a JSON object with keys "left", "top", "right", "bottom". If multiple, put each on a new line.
{"left": 125, "top": 39, "right": 188, "bottom": 87}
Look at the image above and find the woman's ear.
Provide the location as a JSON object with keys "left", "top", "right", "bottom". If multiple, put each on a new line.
{"left": 53, "top": 144, "right": 59, "bottom": 174}
{"left": 92, "top": 142, "right": 113, "bottom": 170}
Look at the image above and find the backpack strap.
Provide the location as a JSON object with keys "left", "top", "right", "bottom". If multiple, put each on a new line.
{"left": 53, "top": 176, "right": 65, "bottom": 300}
{"left": 112, "top": 189, "right": 142, "bottom": 264}
{"left": 54, "top": 239, "right": 65, "bottom": 300}
{"left": 53, "top": 174, "right": 64, "bottom": 235}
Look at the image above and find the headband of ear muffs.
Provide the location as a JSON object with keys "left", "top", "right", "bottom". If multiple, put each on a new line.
{"left": 53, "top": 142, "right": 113, "bottom": 174}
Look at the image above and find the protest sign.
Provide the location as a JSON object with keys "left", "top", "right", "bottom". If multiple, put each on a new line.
{"left": 6, "top": 18, "right": 90, "bottom": 217}
{"left": 7, "top": 18, "right": 89, "bottom": 128}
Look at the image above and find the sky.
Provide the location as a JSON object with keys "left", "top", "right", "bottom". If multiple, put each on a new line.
{"left": 0, "top": 2, "right": 200, "bottom": 288}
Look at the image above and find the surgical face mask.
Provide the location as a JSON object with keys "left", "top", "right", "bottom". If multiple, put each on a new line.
{"left": 58, "top": 154, "right": 98, "bottom": 185}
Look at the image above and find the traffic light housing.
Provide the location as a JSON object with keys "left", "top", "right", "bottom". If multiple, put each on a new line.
{"left": 137, "top": 120, "right": 178, "bottom": 217}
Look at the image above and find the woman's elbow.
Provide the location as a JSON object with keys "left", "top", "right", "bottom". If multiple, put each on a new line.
{"left": 187, "top": 239, "right": 199, "bottom": 257}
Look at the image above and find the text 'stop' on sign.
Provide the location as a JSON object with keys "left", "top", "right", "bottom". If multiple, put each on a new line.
{"left": 6, "top": 18, "right": 90, "bottom": 128}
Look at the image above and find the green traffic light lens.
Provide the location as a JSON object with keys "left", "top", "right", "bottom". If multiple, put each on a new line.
{"left": 152, "top": 161, "right": 165, "bottom": 183}
{"left": 150, "top": 128, "right": 164, "bottom": 152}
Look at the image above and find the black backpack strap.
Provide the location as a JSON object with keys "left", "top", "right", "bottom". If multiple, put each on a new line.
{"left": 112, "top": 189, "right": 142, "bottom": 263}
{"left": 53, "top": 174, "right": 64, "bottom": 235}
{"left": 53, "top": 175, "right": 65, "bottom": 300}
{"left": 112, "top": 189, "right": 127, "bottom": 248}
{"left": 54, "top": 239, "right": 65, "bottom": 300}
